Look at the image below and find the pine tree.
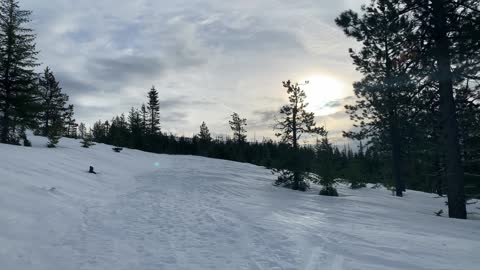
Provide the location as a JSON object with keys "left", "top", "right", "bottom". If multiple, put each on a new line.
{"left": 336, "top": 0, "right": 421, "bottom": 197}
{"left": 198, "top": 121, "right": 212, "bottom": 143}
{"left": 147, "top": 86, "right": 160, "bottom": 135}
{"left": 229, "top": 112, "right": 247, "bottom": 144}
{"left": 128, "top": 107, "right": 141, "bottom": 133}
{"left": 140, "top": 103, "right": 147, "bottom": 135}
{"left": 63, "top": 104, "right": 77, "bottom": 138}
{"left": 78, "top": 122, "right": 86, "bottom": 139}
{"left": 92, "top": 120, "right": 105, "bottom": 143}
{"left": 103, "top": 120, "right": 110, "bottom": 139}
{"left": 38, "top": 67, "right": 68, "bottom": 137}
{"left": 456, "top": 84, "right": 480, "bottom": 199}
{"left": 274, "top": 80, "right": 326, "bottom": 191}
{"left": 315, "top": 133, "right": 339, "bottom": 196}
{"left": 0, "top": 0, "right": 39, "bottom": 144}
{"left": 80, "top": 131, "right": 95, "bottom": 148}
{"left": 128, "top": 107, "right": 143, "bottom": 148}
{"left": 400, "top": 0, "right": 480, "bottom": 219}
{"left": 275, "top": 80, "right": 325, "bottom": 149}
{"left": 109, "top": 114, "right": 129, "bottom": 147}
{"left": 47, "top": 116, "right": 62, "bottom": 148}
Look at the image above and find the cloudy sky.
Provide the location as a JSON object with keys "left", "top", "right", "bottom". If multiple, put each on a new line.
{"left": 23, "top": 0, "right": 367, "bottom": 144}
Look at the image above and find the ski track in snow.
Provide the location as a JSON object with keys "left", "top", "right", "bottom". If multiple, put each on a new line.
{"left": 69, "top": 166, "right": 303, "bottom": 270}
{"left": 1, "top": 135, "right": 480, "bottom": 270}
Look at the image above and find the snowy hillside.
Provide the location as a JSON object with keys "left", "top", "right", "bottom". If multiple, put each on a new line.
{"left": 1, "top": 135, "right": 479, "bottom": 270}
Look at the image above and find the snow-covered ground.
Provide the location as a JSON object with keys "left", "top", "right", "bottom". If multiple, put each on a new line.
{"left": 0, "top": 135, "right": 479, "bottom": 270}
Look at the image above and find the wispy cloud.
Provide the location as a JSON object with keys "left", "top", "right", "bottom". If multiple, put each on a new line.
{"left": 22, "top": 0, "right": 367, "bottom": 142}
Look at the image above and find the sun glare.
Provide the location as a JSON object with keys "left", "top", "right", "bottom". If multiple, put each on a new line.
{"left": 302, "top": 75, "right": 347, "bottom": 116}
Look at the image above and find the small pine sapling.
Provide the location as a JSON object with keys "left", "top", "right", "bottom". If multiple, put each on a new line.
{"left": 320, "top": 186, "right": 339, "bottom": 197}
{"left": 319, "top": 177, "right": 339, "bottom": 197}
{"left": 310, "top": 173, "right": 338, "bottom": 196}
{"left": 81, "top": 133, "right": 95, "bottom": 148}
{"left": 274, "top": 169, "right": 310, "bottom": 191}
{"left": 47, "top": 132, "right": 60, "bottom": 148}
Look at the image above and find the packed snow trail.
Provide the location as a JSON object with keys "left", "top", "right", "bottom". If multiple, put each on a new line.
{"left": 67, "top": 158, "right": 317, "bottom": 270}
{"left": 1, "top": 135, "right": 480, "bottom": 270}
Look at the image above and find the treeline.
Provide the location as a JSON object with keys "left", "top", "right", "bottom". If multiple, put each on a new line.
{"left": 0, "top": 0, "right": 77, "bottom": 147}
{"left": 84, "top": 83, "right": 383, "bottom": 197}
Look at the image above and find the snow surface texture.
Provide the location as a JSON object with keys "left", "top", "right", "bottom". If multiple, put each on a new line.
{"left": 1, "top": 135, "right": 479, "bottom": 270}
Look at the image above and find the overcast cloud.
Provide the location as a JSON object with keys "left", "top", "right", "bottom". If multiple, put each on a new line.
{"left": 23, "top": 0, "right": 367, "bottom": 145}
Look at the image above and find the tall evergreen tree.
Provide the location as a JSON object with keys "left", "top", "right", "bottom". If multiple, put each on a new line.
{"left": 37, "top": 67, "right": 68, "bottom": 137}
{"left": 0, "top": 0, "right": 39, "bottom": 144}
{"left": 46, "top": 116, "right": 62, "bottom": 148}
{"left": 274, "top": 80, "right": 326, "bottom": 191}
{"left": 315, "top": 133, "right": 339, "bottom": 196}
{"left": 128, "top": 107, "right": 143, "bottom": 148}
{"left": 401, "top": 0, "right": 480, "bottom": 218}
{"left": 92, "top": 120, "right": 106, "bottom": 143}
{"left": 275, "top": 80, "right": 325, "bottom": 150}
{"left": 140, "top": 103, "right": 147, "bottom": 135}
{"left": 78, "top": 122, "right": 86, "bottom": 139}
{"left": 147, "top": 86, "right": 160, "bottom": 135}
{"left": 336, "top": 0, "right": 422, "bottom": 197}
{"left": 103, "top": 120, "right": 110, "bottom": 139}
{"left": 63, "top": 104, "right": 77, "bottom": 138}
{"left": 229, "top": 112, "right": 247, "bottom": 144}
{"left": 198, "top": 121, "right": 212, "bottom": 143}
{"left": 108, "top": 114, "right": 129, "bottom": 147}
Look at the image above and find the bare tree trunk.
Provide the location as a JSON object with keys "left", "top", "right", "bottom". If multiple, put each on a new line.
{"left": 431, "top": 0, "right": 466, "bottom": 219}
{"left": 391, "top": 121, "right": 404, "bottom": 197}
{"left": 1, "top": 81, "right": 12, "bottom": 143}
{"left": 1, "top": 97, "right": 10, "bottom": 143}
{"left": 291, "top": 94, "right": 300, "bottom": 190}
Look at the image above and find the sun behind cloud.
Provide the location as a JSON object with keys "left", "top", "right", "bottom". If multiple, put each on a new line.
{"left": 302, "top": 74, "right": 348, "bottom": 116}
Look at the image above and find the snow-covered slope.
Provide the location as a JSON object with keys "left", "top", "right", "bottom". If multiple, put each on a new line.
{"left": 1, "top": 135, "right": 479, "bottom": 270}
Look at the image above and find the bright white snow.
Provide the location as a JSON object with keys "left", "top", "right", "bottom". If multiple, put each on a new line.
{"left": 1, "top": 135, "right": 479, "bottom": 270}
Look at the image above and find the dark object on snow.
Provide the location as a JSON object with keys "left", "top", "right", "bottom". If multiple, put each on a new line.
{"left": 89, "top": 166, "right": 97, "bottom": 174}
{"left": 435, "top": 209, "right": 444, "bottom": 216}
{"left": 112, "top": 147, "right": 123, "bottom": 153}
{"left": 49, "top": 187, "right": 56, "bottom": 192}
